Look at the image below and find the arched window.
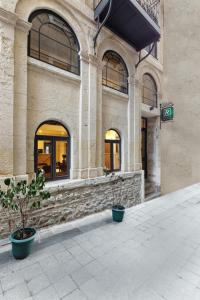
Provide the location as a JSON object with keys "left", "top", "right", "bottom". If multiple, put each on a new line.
{"left": 35, "top": 121, "right": 70, "bottom": 180}
{"left": 104, "top": 129, "right": 121, "bottom": 172}
{"left": 102, "top": 51, "right": 128, "bottom": 94}
{"left": 143, "top": 73, "right": 157, "bottom": 107}
{"left": 28, "top": 10, "right": 80, "bottom": 75}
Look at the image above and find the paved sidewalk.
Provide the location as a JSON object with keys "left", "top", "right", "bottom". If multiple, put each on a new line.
{"left": 1, "top": 184, "right": 200, "bottom": 299}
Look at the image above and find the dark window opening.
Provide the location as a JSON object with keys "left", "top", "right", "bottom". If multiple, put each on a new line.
{"left": 143, "top": 73, "right": 157, "bottom": 107}
{"left": 145, "top": 42, "right": 158, "bottom": 59}
{"left": 141, "top": 118, "right": 148, "bottom": 179}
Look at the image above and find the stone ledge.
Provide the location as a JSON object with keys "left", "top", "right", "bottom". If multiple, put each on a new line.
{"left": 103, "top": 86, "right": 129, "bottom": 102}
{"left": 28, "top": 57, "right": 81, "bottom": 85}
{"left": 45, "top": 171, "right": 142, "bottom": 193}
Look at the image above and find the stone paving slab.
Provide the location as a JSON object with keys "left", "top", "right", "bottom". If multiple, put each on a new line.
{"left": 1, "top": 184, "right": 200, "bottom": 299}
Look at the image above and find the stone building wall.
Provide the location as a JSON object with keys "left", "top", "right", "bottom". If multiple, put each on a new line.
{"left": 0, "top": 0, "right": 163, "bottom": 238}
{"left": 161, "top": 0, "right": 200, "bottom": 193}
{"left": 0, "top": 172, "right": 142, "bottom": 238}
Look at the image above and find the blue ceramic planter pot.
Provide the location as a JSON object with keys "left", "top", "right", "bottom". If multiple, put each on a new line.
{"left": 10, "top": 228, "right": 36, "bottom": 259}
{"left": 112, "top": 205, "right": 125, "bottom": 222}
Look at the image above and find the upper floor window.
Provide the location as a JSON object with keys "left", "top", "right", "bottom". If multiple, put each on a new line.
{"left": 143, "top": 73, "right": 157, "bottom": 107}
{"left": 28, "top": 10, "right": 80, "bottom": 75}
{"left": 102, "top": 51, "right": 128, "bottom": 94}
{"left": 145, "top": 42, "right": 157, "bottom": 59}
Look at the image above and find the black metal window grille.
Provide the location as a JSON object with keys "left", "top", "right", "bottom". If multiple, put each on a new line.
{"left": 136, "top": 0, "right": 160, "bottom": 24}
{"left": 28, "top": 10, "right": 80, "bottom": 75}
{"left": 143, "top": 73, "right": 157, "bottom": 107}
{"left": 145, "top": 42, "right": 157, "bottom": 59}
{"left": 102, "top": 51, "right": 128, "bottom": 94}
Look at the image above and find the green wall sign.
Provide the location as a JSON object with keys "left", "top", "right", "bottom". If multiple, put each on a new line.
{"left": 161, "top": 105, "right": 174, "bottom": 121}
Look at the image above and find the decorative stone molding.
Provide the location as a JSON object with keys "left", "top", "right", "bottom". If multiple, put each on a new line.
{"left": 0, "top": 7, "right": 18, "bottom": 26}
{"left": 79, "top": 51, "right": 89, "bottom": 63}
{"left": 128, "top": 75, "right": 135, "bottom": 85}
{"left": 16, "top": 19, "right": 32, "bottom": 33}
{"left": 88, "top": 54, "right": 99, "bottom": 67}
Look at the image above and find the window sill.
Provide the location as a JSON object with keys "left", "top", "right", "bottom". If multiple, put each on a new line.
{"left": 28, "top": 57, "right": 81, "bottom": 85}
{"left": 103, "top": 86, "right": 129, "bottom": 101}
{"left": 44, "top": 171, "right": 142, "bottom": 192}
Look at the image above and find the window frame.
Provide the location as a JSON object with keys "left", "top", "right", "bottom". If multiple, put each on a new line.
{"left": 28, "top": 9, "right": 80, "bottom": 75}
{"left": 34, "top": 121, "right": 71, "bottom": 181}
{"left": 102, "top": 50, "right": 129, "bottom": 95}
{"left": 142, "top": 73, "right": 158, "bottom": 108}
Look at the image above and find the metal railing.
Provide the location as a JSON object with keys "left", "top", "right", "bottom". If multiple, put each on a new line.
{"left": 137, "top": 0, "right": 160, "bottom": 24}
{"left": 94, "top": 0, "right": 160, "bottom": 24}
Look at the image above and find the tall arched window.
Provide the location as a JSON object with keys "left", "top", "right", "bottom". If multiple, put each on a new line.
{"left": 143, "top": 73, "right": 157, "bottom": 107}
{"left": 35, "top": 121, "right": 70, "bottom": 180}
{"left": 102, "top": 51, "right": 128, "bottom": 94}
{"left": 104, "top": 129, "right": 121, "bottom": 172}
{"left": 28, "top": 10, "right": 80, "bottom": 75}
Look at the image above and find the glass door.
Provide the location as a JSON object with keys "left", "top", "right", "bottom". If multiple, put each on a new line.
{"left": 55, "top": 140, "right": 68, "bottom": 178}
{"left": 36, "top": 139, "right": 53, "bottom": 179}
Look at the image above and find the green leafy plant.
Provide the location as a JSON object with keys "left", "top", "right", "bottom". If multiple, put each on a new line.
{"left": 0, "top": 171, "right": 50, "bottom": 239}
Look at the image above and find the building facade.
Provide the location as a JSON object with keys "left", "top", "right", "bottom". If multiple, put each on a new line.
{"left": 161, "top": 0, "right": 200, "bottom": 194}
{"left": 0, "top": 0, "right": 163, "bottom": 236}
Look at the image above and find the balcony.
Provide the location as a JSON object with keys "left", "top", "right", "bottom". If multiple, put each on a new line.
{"left": 94, "top": 0, "right": 161, "bottom": 51}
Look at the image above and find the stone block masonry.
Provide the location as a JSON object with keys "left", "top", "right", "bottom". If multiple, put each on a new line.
{"left": 0, "top": 172, "right": 143, "bottom": 238}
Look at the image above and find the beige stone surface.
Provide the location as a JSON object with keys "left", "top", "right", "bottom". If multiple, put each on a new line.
{"left": 161, "top": 0, "right": 200, "bottom": 194}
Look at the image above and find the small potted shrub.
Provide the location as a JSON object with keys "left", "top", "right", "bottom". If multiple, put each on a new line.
{"left": 105, "top": 172, "right": 126, "bottom": 222}
{"left": 0, "top": 171, "right": 50, "bottom": 259}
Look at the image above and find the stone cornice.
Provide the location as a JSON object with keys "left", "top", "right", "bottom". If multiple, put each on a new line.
{"left": 16, "top": 19, "right": 32, "bottom": 33}
{"left": 0, "top": 8, "right": 31, "bottom": 34}
{"left": 0, "top": 8, "right": 18, "bottom": 26}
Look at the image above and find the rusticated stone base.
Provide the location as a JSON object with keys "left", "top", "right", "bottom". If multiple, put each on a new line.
{"left": 0, "top": 171, "right": 143, "bottom": 238}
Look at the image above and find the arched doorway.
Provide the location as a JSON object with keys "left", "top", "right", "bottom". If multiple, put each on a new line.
{"left": 104, "top": 129, "right": 121, "bottom": 173}
{"left": 35, "top": 121, "right": 70, "bottom": 180}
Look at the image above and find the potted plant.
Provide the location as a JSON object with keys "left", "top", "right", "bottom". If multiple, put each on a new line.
{"left": 0, "top": 171, "right": 50, "bottom": 259}
{"left": 105, "top": 172, "right": 126, "bottom": 222}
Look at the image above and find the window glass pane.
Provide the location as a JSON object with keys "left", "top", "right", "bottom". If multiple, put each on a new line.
{"left": 105, "top": 130, "right": 120, "bottom": 141}
{"left": 102, "top": 51, "right": 128, "bottom": 94}
{"left": 113, "top": 143, "right": 120, "bottom": 170}
{"left": 105, "top": 142, "right": 111, "bottom": 171}
{"left": 37, "top": 140, "right": 52, "bottom": 179}
{"left": 143, "top": 74, "right": 157, "bottom": 107}
{"left": 56, "top": 141, "right": 68, "bottom": 177}
{"left": 36, "top": 123, "right": 68, "bottom": 137}
{"left": 29, "top": 11, "right": 80, "bottom": 75}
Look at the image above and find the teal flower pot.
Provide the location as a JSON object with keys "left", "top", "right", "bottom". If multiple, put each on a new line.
{"left": 10, "top": 228, "right": 36, "bottom": 259}
{"left": 112, "top": 205, "right": 125, "bottom": 222}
